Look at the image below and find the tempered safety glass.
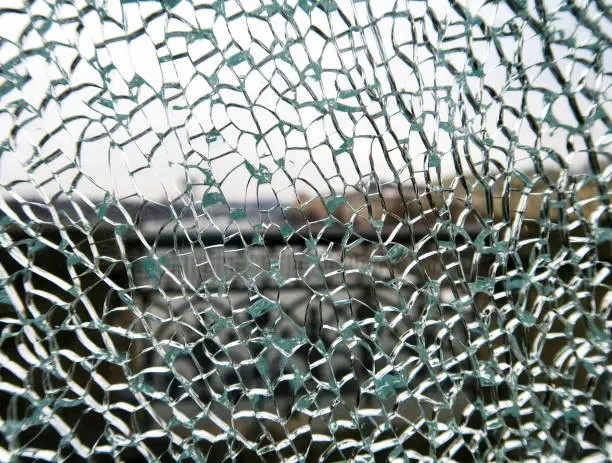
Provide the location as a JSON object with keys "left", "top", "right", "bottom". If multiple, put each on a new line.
{"left": 0, "top": 0, "right": 610, "bottom": 461}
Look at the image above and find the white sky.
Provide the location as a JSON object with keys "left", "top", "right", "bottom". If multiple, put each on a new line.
{"left": 0, "top": 0, "right": 609, "bottom": 207}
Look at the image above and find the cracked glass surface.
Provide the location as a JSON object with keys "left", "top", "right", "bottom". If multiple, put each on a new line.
{"left": 0, "top": 0, "right": 610, "bottom": 461}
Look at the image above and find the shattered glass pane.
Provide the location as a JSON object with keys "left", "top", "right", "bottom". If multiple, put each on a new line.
{"left": 0, "top": 0, "right": 610, "bottom": 461}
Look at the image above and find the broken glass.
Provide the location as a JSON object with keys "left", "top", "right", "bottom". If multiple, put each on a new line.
{"left": 0, "top": 0, "right": 610, "bottom": 461}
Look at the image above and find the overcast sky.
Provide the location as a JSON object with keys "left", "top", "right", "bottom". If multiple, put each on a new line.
{"left": 0, "top": 0, "right": 608, "bottom": 207}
